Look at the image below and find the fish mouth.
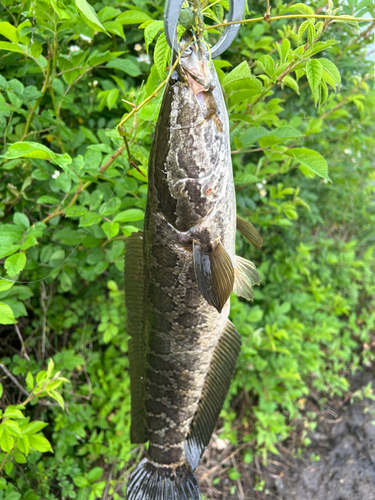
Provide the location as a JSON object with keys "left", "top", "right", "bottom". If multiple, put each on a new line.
{"left": 180, "top": 39, "right": 211, "bottom": 95}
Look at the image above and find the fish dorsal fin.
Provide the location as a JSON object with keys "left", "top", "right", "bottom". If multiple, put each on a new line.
{"left": 233, "top": 255, "right": 261, "bottom": 301}
{"left": 185, "top": 320, "right": 241, "bottom": 470}
{"left": 237, "top": 215, "right": 263, "bottom": 250}
{"left": 124, "top": 231, "right": 149, "bottom": 444}
{"left": 193, "top": 242, "right": 234, "bottom": 313}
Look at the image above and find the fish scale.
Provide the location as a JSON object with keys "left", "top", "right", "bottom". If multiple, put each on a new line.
{"left": 125, "top": 36, "right": 262, "bottom": 500}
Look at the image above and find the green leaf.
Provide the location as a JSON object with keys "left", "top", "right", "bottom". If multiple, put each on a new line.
{"left": 1, "top": 142, "right": 71, "bottom": 167}
{"left": 26, "top": 372, "right": 34, "bottom": 391}
{"left": 107, "top": 58, "right": 141, "bottom": 77}
{"left": 23, "top": 421, "right": 48, "bottom": 435}
{"left": 144, "top": 21, "right": 164, "bottom": 53}
{"left": 319, "top": 58, "right": 341, "bottom": 89}
{"left": 65, "top": 206, "right": 88, "bottom": 217}
{"left": 240, "top": 127, "right": 270, "bottom": 146}
{"left": 117, "top": 10, "right": 152, "bottom": 24}
{"left": 0, "top": 245, "right": 21, "bottom": 259}
{"left": 0, "top": 303, "right": 16, "bottom": 325}
{"left": 4, "top": 253, "right": 26, "bottom": 277}
{"left": 75, "top": 0, "right": 108, "bottom": 34}
{"left": 0, "top": 41, "right": 26, "bottom": 55}
{"left": 283, "top": 75, "right": 299, "bottom": 94}
{"left": 298, "top": 20, "right": 311, "bottom": 41}
{"left": 154, "top": 32, "right": 170, "bottom": 78}
{"left": 102, "top": 221, "right": 120, "bottom": 239}
{"left": 4, "top": 420, "right": 22, "bottom": 437}
{"left": 223, "top": 60, "right": 251, "bottom": 86}
{"left": 15, "top": 452, "right": 26, "bottom": 464}
{"left": 1, "top": 299, "right": 27, "bottom": 319}
{"left": 284, "top": 148, "right": 330, "bottom": 181}
{"left": 103, "top": 20, "right": 125, "bottom": 40}
{"left": 113, "top": 209, "right": 144, "bottom": 223}
{"left": 73, "top": 476, "right": 90, "bottom": 487}
{"left": 0, "top": 428, "right": 14, "bottom": 453}
{"left": 306, "top": 60, "right": 323, "bottom": 105}
{"left": 289, "top": 3, "right": 315, "bottom": 17}
{"left": 257, "top": 55, "right": 275, "bottom": 78}
{"left": 28, "top": 433, "right": 53, "bottom": 452}
{"left": 0, "top": 22, "right": 19, "bottom": 43}
{"left": 13, "top": 212, "right": 30, "bottom": 229}
{"left": 87, "top": 466, "right": 103, "bottom": 482}
{"left": 37, "top": 195, "right": 60, "bottom": 204}
{"left": 79, "top": 213, "right": 102, "bottom": 227}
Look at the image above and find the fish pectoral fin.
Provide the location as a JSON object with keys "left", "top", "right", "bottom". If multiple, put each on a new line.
{"left": 193, "top": 242, "right": 234, "bottom": 314}
{"left": 185, "top": 321, "right": 241, "bottom": 470}
{"left": 237, "top": 215, "right": 263, "bottom": 250}
{"left": 124, "top": 231, "right": 149, "bottom": 444}
{"left": 233, "top": 255, "right": 261, "bottom": 301}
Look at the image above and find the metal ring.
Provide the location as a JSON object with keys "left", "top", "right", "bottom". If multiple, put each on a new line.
{"left": 164, "top": 0, "right": 245, "bottom": 59}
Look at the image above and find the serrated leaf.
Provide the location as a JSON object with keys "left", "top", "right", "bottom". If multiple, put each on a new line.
{"left": 298, "top": 20, "right": 310, "bottom": 41}
{"left": 285, "top": 148, "right": 330, "bottom": 181}
{"left": 75, "top": 0, "right": 108, "bottom": 34}
{"left": 103, "top": 20, "right": 125, "bottom": 40}
{"left": 320, "top": 79, "right": 329, "bottom": 107}
{"left": 223, "top": 61, "right": 251, "bottom": 86}
{"left": 144, "top": 21, "right": 164, "bottom": 53}
{"left": 319, "top": 58, "right": 341, "bottom": 89}
{"left": 289, "top": 3, "right": 315, "bottom": 17}
{"left": 306, "top": 60, "right": 323, "bottom": 105}
{"left": 154, "top": 32, "right": 171, "bottom": 78}
{"left": 4, "top": 253, "right": 26, "bottom": 277}
{"left": 0, "top": 22, "right": 19, "bottom": 43}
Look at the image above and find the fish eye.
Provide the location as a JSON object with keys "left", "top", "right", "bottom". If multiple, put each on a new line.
{"left": 182, "top": 46, "right": 193, "bottom": 58}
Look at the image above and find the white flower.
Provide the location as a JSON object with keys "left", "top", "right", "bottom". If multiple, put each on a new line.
{"left": 79, "top": 34, "right": 92, "bottom": 42}
{"left": 259, "top": 188, "right": 267, "bottom": 197}
{"left": 137, "top": 53, "right": 151, "bottom": 64}
{"left": 256, "top": 182, "right": 263, "bottom": 190}
{"left": 134, "top": 43, "right": 142, "bottom": 51}
{"left": 93, "top": 80, "right": 98, "bottom": 87}
{"left": 69, "top": 45, "right": 80, "bottom": 52}
{"left": 52, "top": 170, "right": 60, "bottom": 179}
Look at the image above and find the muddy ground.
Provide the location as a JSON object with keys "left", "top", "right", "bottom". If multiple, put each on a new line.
{"left": 197, "top": 369, "right": 375, "bottom": 500}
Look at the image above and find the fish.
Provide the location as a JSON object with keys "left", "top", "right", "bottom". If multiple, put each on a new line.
{"left": 124, "top": 33, "right": 262, "bottom": 500}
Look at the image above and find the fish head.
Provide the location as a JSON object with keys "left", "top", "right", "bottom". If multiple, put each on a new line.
{"left": 178, "top": 33, "right": 211, "bottom": 96}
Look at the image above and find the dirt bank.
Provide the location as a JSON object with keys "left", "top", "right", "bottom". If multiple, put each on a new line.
{"left": 198, "top": 370, "right": 375, "bottom": 500}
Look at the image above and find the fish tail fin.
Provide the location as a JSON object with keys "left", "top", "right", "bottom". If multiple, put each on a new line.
{"left": 126, "top": 458, "right": 200, "bottom": 500}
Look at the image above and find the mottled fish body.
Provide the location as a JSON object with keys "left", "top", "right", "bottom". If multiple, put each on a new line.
{"left": 125, "top": 37, "right": 261, "bottom": 500}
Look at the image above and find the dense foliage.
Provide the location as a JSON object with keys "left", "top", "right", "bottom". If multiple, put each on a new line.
{"left": 0, "top": 0, "right": 374, "bottom": 498}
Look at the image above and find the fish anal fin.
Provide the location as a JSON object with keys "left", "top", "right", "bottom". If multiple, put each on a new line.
{"left": 185, "top": 321, "right": 241, "bottom": 470}
{"left": 193, "top": 242, "right": 234, "bottom": 314}
{"left": 237, "top": 215, "right": 263, "bottom": 250}
{"left": 126, "top": 458, "right": 200, "bottom": 500}
{"left": 124, "top": 231, "right": 149, "bottom": 444}
{"left": 233, "top": 255, "right": 260, "bottom": 302}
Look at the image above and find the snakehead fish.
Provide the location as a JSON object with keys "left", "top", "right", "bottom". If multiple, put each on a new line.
{"left": 125, "top": 34, "right": 262, "bottom": 500}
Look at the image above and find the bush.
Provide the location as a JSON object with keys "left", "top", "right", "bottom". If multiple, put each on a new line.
{"left": 0, "top": 0, "right": 374, "bottom": 497}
